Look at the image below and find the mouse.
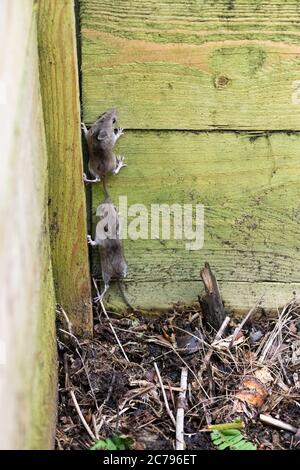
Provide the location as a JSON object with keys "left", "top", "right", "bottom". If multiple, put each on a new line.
{"left": 87, "top": 198, "right": 135, "bottom": 310}
{"left": 81, "top": 108, "right": 126, "bottom": 196}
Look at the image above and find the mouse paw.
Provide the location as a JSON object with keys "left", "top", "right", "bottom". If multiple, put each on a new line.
{"left": 93, "top": 294, "right": 102, "bottom": 304}
{"left": 87, "top": 235, "right": 97, "bottom": 246}
{"left": 81, "top": 122, "right": 88, "bottom": 136}
{"left": 114, "top": 156, "right": 127, "bottom": 174}
{"left": 115, "top": 127, "right": 124, "bottom": 140}
{"left": 83, "top": 173, "right": 101, "bottom": 184}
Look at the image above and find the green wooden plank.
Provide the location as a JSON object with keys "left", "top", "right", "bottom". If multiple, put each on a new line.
{"left": 103, "top": 281, "right": 300, "bottom": 314}
{"left": 38, "top": 0, "right": 93, "bottom": 336}
{"left": 81, "top": 0, "right": 300, "bottom": 43}
{"left": 91, "top": 130, "right": 300, "bottom": 310}
{"left": 80, "top": 0, "right": 300, "bottom": 130}
{"left": 82, "top": 0, "right": 300, "bottom": 312}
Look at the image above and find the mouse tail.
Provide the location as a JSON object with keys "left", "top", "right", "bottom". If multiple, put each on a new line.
{"left": 102, "top": 177, "right": 110, "bottom": 199}
{"left": 117, "top": 280, "right": 135, "bottom": 311}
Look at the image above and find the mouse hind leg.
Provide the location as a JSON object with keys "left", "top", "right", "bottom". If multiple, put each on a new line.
{"left": 83, "top": 173, "right": 101, "bottom": 184}
{"left": 113, "top": 156, "right": 127, "bottom": 175}
{"left": 94, "top": 283, "right": 109, "bottom": 304}
{"left": 94, "top": 269, "right": 111, "bottom": 304}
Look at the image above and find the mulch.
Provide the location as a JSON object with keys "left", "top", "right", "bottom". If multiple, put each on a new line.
{"left": 56, "top": 293, "right": 300, "bottom": 450}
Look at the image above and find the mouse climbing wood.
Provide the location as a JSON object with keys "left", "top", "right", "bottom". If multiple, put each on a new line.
{"left": 87, "top": 198, "right": 135, "bottom": 311}
{"left": 81, "top": 108, "right": 126, "bottom": 197}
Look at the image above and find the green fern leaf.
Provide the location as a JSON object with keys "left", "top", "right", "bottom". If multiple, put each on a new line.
{"left": 211, "top": 429, "right": 256, "bottom": 451}
{"left": 90, "top": 434, "right": 134, "bottom": 451}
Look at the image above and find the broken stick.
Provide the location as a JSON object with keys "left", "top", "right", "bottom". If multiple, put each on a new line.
{"left": 176, "top": 367, "right": 188, "bottom": 450}
{"left": 229, "top": 291, "right": 266, "bottom": 349}
{"left": 200, "top": 262, "right": 227, "bottom": 331}
{"left": 154, "top": 362, "right": 176, "bottom": 427}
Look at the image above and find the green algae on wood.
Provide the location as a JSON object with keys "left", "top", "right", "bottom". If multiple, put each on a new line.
{"left": 80, "top": 0, "right": 300, "bottom": 130}
{"left": 37, "top": 0, "right": 93, "bottom": 337}
{"left": 0, "top": 1, "right": 57, "bottom": 449}
{"left": 90, "top": 131, "right": 300, "bottom": 311}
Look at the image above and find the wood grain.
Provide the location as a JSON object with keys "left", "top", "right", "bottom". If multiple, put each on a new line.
{"left": 0, "top": 0, "right": 56, "bottom": 449}
{"left": 104, "top": 280, "right": 300, "bottom": 313}
{"left": 38, "top": 0, "right": 93, "bottom": 336}
{"left": 80, "top": 0, "right": 300, "bottom": 130}
{"left": 91, "top": 130, "right": 300, "bottom": 310}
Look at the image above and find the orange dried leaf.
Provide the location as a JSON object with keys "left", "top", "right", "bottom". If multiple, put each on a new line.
{"left": 235, "top": 376, "right": 268, "bottom": 408}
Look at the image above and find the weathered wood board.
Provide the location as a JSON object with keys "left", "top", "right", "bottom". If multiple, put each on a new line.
{"left": 0, "top": 0, "right": 57, "bottom": 449}
{"left": 92, "top": 131, "right": 300, "bottom": 310}
{"left": 80, "top": 0, "right": 300, "bottom": 130}
{"left": 80, "top": 0, "right": 300, "bottom": 312}
{"left": 38, "top": 0, "right": 93, "bottom": 336}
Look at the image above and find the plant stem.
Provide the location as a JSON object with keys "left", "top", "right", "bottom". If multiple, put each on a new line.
{"left": 207, "top": 420, "right": 244, "bottom": 431}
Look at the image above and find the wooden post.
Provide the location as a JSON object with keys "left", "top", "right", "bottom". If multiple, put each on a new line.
{"left": 0, "top": 0, "right": 57, "bottom": 449}
{"left": 37, "top": 0, "right": 93, "bottom": 336}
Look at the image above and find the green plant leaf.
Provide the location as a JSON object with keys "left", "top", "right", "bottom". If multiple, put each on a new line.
{"left": 227, "top": 434, "right": 244, "bottom": 446}
{"left": 210, "top": 428, "right": 257, "bottom": 451}
{"left": 233, "top": 440, "right": 257, "bottom": 451}
{"left": 106, "top": 438, "right": 118, "bottom": 450}
{"left": 90, "top": 434, "right": 134, "bottom": 451}
{"left": 90, "top": 440, "right": 108, "bottom": 450}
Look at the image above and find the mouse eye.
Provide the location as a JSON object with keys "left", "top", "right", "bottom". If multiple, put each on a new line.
{"left": 112, "top": 118, "right": 116, "bottom": 124}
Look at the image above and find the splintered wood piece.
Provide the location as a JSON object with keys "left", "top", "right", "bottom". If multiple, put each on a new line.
{"left": 200, "top": 263, "right": 227, "bottom": 331}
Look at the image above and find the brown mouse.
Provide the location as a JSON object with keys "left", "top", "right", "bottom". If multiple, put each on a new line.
{"left": 88, "top": 198, "right": 135, "bottom": 310}
{"left": 81, "top": 108, "right": 126, "bottom": 195}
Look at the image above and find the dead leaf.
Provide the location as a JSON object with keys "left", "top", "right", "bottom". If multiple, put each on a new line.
{"left": 235, "top": 376, "right": 268, "bottom": 408}
{"left": 146, "top": 335, "right": 173, "bottom": 349}
{"left": 244, "top": 351, "right": 257, "bottom": 362}
{"left": 254, "top": 367, "right": 273, "bottom": 385}
{"left": 176, "top": 331, "right": 202, "bottom": 354}
{"left": 131, "top": 441, "right": 146, "bottom": 450}
{"left": 289, "top": 322, "right": 298, "bottom": 335}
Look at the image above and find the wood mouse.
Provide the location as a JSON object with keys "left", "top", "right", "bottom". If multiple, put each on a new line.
{"left": 81, "top": 108, "right": 126, "bottom": 196}
{"left": 88, "top": 198, "right": 135, "bottom": 310}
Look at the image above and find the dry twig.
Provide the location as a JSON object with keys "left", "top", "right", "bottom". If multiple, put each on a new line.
{"left": 260, "top": 413, "right": 298, "bottom": 434}
{"left": 176, "top": 367, "right": 188, "bottom": 450}
{"left": 229, "top": 291, "right": 266, "bottom": 348}
{"left": 154, "top": 362, "right": 176, "bottom": 427}
{"left": 93, "top": 278, "right": 129, "bottom": 362}
{"left": 59, "top": 329, "right": 99, "bottom": 409}
{"left": 199, "top": 315, "right": 231, "bottom": 380}
{"left": 69, "top": 389, "right": 96, "bottom": 441}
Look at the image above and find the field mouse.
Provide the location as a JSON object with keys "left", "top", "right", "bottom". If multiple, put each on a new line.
{"left": 81, "top": 108, "right": 126, "bottom": 196}
{"left": 87, "top": 198, "right": 135, "bottom": 310}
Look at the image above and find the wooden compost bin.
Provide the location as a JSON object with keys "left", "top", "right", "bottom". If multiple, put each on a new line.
{"left": 80, "top": 0, "right": 300, "bottom": 313}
